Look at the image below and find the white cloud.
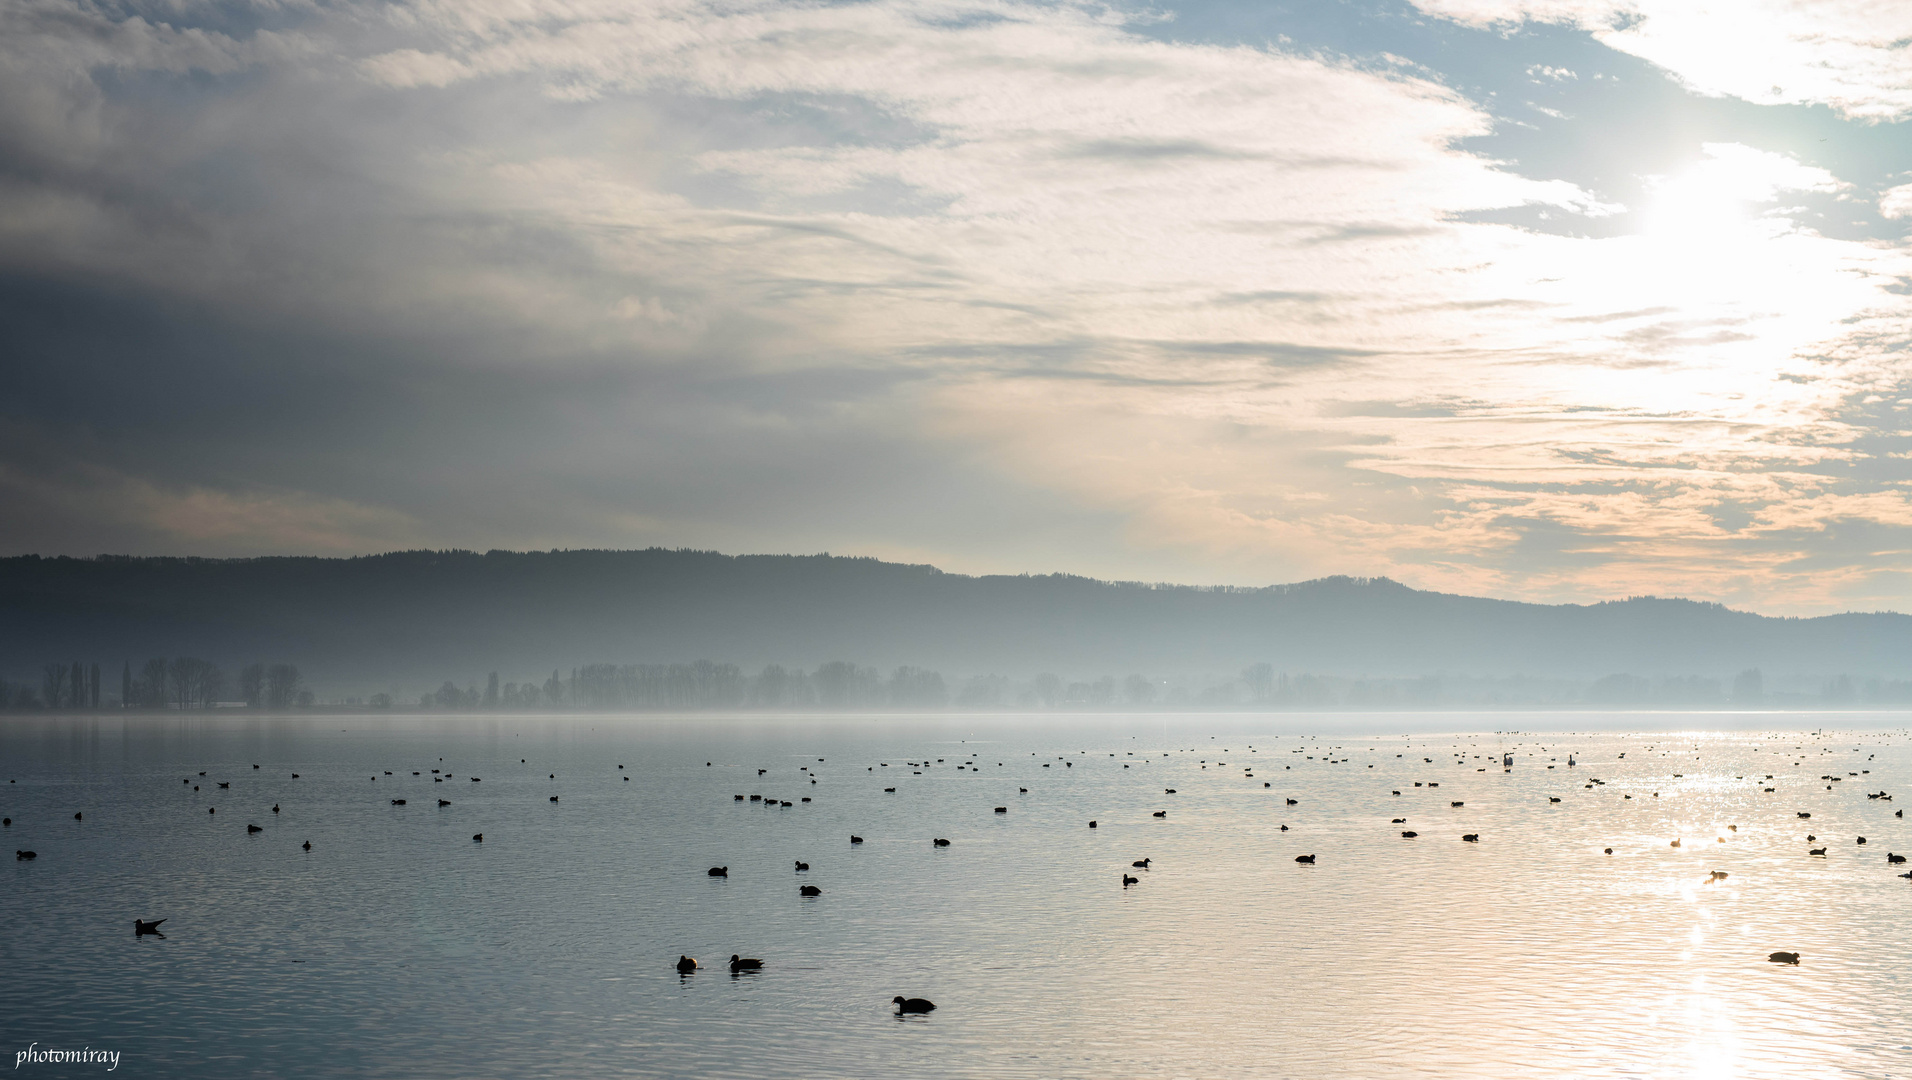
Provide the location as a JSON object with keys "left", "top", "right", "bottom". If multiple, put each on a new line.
{"left": 1882, "top": 183, "right": 1912, "bottom": 220}
{"left": 1412, "top": 0, "right": 1912, "bottom": 120}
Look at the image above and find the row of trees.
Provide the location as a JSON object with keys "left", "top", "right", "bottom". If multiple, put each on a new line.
{"left": 0, "top": 658, "right": 305, "bottom": 710}
{"left": 416, "top": 661, "right": 954, "bottom": 711}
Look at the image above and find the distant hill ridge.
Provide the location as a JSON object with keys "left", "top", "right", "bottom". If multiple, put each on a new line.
{"left": 2, "top": 548, "right": 1908, "bottom": 692}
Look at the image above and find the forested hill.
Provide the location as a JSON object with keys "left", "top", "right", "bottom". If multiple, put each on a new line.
{"left": 2, "top": 549, "right": 1909, "bottom": 693}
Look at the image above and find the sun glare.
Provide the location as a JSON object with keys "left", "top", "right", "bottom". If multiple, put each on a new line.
{"left": 1642, "top": 170, "right": 1750, "bottom": 244}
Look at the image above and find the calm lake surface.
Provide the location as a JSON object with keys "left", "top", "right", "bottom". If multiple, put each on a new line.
{"left": 3, "top": 711, "right": 1909, "bottom": 1078}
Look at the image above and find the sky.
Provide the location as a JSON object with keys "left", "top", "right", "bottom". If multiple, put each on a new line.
{"left": 2, "top": 0, "right": 1910, "bottom": 615}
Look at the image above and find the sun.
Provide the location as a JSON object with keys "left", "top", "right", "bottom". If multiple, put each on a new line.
{"left": 1641, "top": 169, "right": 1751, "bottom": 244}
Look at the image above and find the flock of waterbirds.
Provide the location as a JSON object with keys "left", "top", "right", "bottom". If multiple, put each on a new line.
{"left": 6, "top": 727, "right": 1906, "bottom": 1008}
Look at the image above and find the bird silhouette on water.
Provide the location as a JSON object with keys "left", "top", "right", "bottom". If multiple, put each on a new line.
{"left": 303, "top": 840, "right": 312, "bottom": 850}
{"left": 1132, "top": 858, "right": 1150, "bottom": 868}
{"left": 729, "top": 954, "right": 763, "bottom": 972}
{"left": 1768, "top": 951, "right": 1800, "bottom": 965}
{"left": 932, "top": 838, "right": 951, "bottom": 847}
{"left": 1122, "top": 874, "right": 1139, "bottom": 886}
{"left": 247, "top": 824, "right": 263, "bottom": 833}
{"left": 17, "top": 850, "right": 37, "bottom": 860}
{"left": 800, "top": 885, "right": 822, "bottom": 896}
{"left": 1295, "top": 854, "right": 1316, "bottom": 864}
{"left": 850, "top": 835, "right": 863, "bottom": 844}
{"left": 134, "top": 918, "right": 165, "bottom": 936}
{"left": 893, "top": 996, "right": 935, "bottom": 1013}
{"left": 677, "top": 955, "right": 698, "bottom": 973}
{"left": 794, "top": 861, "right": 809, "bottom": 872}
{"left": 709, "top": 866, "right": 728, "bottom": 876}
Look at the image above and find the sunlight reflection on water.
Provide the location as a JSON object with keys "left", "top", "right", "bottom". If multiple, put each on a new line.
{"left": 1, "top": 712, "right": 1908, "bottom": 1078}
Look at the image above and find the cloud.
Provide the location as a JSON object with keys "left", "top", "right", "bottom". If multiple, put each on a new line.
{"left": 0, "top": 0, "right": 1910, "bottom": 613}
{"left": 1410, "top": 0, "right": 1912, "bottom": 120}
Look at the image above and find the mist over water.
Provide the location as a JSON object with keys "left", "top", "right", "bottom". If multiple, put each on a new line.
{"left": 3, "top": 711, "right": 1908, "bottom": 1078}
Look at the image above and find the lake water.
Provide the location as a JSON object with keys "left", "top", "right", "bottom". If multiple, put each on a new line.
{"left": 3, "top": 711, "right": 1909, "bottom": 1078}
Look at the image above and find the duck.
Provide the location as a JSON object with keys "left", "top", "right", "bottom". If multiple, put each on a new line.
{"left": 470, "top": 834, "right": 482, "bottom": 843}
{"left": 794, "top": 861, "right": 809, "bottom": 872}
{"left": 1132, "top": 858, "right": 1150, "bottom": 868}
{"left": 1462, "top": 834, "right": 1479, "bottom": 842}
{"left": 994, "top": 806, "right": 1007, "bottom": 814}
{"left": 1604, "top": 847, "right": 1613, "bottom": 854}
{"left": 271, "top": 804, "right": 279, "bottom": 813}
{"left": 15, "top": 850, "right": 36, "bottom": 860}
{"left": 438, "top": 799, "right": 450, "bottom": 807}
{"left": 932, "top": 838, "right": 951, "bottom": 847}
{"left": 1767, "top": 951, "right": 1800, "bottom": 965}
{"left": 217, "top": 782, "right": 229, "bottom": 789}
{"left": 303, "top": 840, "right": 312, "bottom": 850}
{"left": 1391, "top": 818, "right": 1406, "bottom": 824}
{"left": 392, "top": 799, "right": 407, "bottom": 806}
{"left": 1152, "top": 811, "right": 1167, "bottom": 818}
{"left": 676, "top": 955, "right": 698, "bottom": 973}
{"left": 1808, "top": 847, "right": 1827, "bottom": 856}
{"left": 1122, "top": 874, "right": 1139, "bottom": 886}
{"left": 1401, "top": 831, "right": 1418, "bottom": 838}
{"left": 729, "top": 954, "right": 763, "bottom": 972}
{"left": 893, "top": 996, "right": 936, "bottom": 1013}
{"left": 246, "top": 824, "right": 263, "bottom": 833}
{"left": 134, "top": 918, "right": 166, "bottom": 935}
{"left": 1888, "top": 853, "right": 1906, "bottom": 864}
{"left": 708, "top": 866, "right": 728, "bottom": 876}
{"left": 850, "top": 835, "right": 863, "bottom": 844}
{"left": 1856, "top": 836, "right": 1867, "bottom": 845}
{"left": 799, "top": 885, "right": 822, "bottom": 896}
{"left": 1295, "top": 854, "right": 1315, "bottom": 864}
{"left": 1706, "top": 870, "right": 1729, "bottom": 883}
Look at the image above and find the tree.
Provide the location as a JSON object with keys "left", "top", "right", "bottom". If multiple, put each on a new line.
{"left": 543, "top": 669, "right": 565, "bottom": 707}
{"left": 42, "top": 663, "right": 66, "bottom": 709}
{"left": 69, "top": 661, "right": 82, "bottom": 710}
{"left": 1032, "top": 673, "right": 1061, "bottom": 708}
{"left": 888, "top": 666, "right": 948, "bottom": 707}
{"left": 140, "top": 658, "right": 168, "bottom": 708}
{"left": 266, "top": 664, "right": 301, "bottom": 709}
{"left": 484, "top": 672, "right": 499, "bottom": 709}
{"left": 121, "top": 662, "right": 132, "bottom": 709}
{"left": 1124, "top": 673, "right": 1155, "bottom": 705}
{"left": 88, "top": 663, "right": 100, "bottom": 708}
{"left": 1242, "top": 662, "right": 1274, "bottom": 703}
{"left": 239, "top": 664, "right": 267, "bottom": 708}
{"left": 1731, "top": 668, "right": 1763, "bottom": 704}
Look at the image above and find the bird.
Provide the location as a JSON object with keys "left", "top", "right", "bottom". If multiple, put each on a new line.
{"left": 932, "top": 838, "right": 951, "bottom": 847}
{"left": 1809, "top": 847, "right": 1827, "bottom": 856}
{"left": 893, "top": 996, "right": 936, "bottom": 1013}
{"left": 1706, "top": 871, "right": 1729, "bottom": 883}
{"left": 1856, "top": 836, "right": 1867, "bottom": 845}
{"left": 1132, "top": 858, "right": 1150, "bottom": 868}
{"left": 217, "top": 782, "right": 229, "bottom": 789}
{"left": 1122, "top": 874, "right": 1139, "bottom": 886}
{"left": 134, "top": 918, "right": 166, "bottom": 935}
{"left": 677, "top": 955, "right": 697, "bottom": 973}
{"left": 1462, "top": 834, "right": 1479, "bottom": 842}
{"left": 1798, "top": 812, "right": 1811, "bottom": 818}
{"left": 208, "top": 807, "right": 215, "bottom": 814}
{"left": 303, "top": 840, "right": 312, "bottom": 850}
{"left": 1549, "top": 797, "right": 1561, "bottom": 803}
{"left": 1401, "top": 831, "right": 1418, "bottom": 838}
{"left": 74, "top": 812, "right": 82, "bottom": 820}
{"left": 1604, "top": 848, "right": 1613, "bottom": 854}
{"left": 1391, "top": 818, "right": 1406, "bottom": 824}
{"left": 1152, "top": 810, "right": 1167, "bottom": 818}
{"left": 549, "top": 796, "right": 558, "bottom": 803}
{"left": 392, "top": 799, "right": 406, "bottom": 806}
{"left": 709, "top": 866, "right": 728, "bottom": 876}
{"left": 1451, "top": 801, "right": 1465, "bottom": 808}
{"left": 1888, "top": 853, "right": 1906, "bottom": 864}
{"left": 794, "top": 861, "right": 809, "bottom": 872}
{"left": 1088, "top": 821, "right": 1097, "bottom": 828}
{"left": 471, "top": 834, "right": 482, "bottom": 842}
{"left": 799, "top": 885, "right": 822, "bottom": 896}
{"left": 850, "top": 835, "right": 863, "bottom": 844}
{"left": 1286, "top": 798, "right": 1298, "bottom": 805}
{"left": 271, "top": 804, "right": 279, "bottom": 813}
{"left": 438, "top": 799, "right": 450, "bottom": 807}
{"left": 16, "top": 850, "right": 38, "bottom": 860}
{"left": 729, "top": 954, "right": 762, "bottom": 972}
{"left": 1165, "top": 789, "right": 1176, "bottom": 794}
{"left": 994, "top": 806, "right": 1007, "bottom": 813}
{"left": 1295, "top": 854, "right": 1315, "bottom": 864}
{"left": 1768, "top": 951, "right": 1800, "bottom": 965}
{"left": 247, "top": 824, "right": 263, "bottom": 833}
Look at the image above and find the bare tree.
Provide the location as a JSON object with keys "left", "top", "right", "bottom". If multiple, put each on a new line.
{"left": 239, "top": 663, "right": 267, "bottom": 708}
{"left": 265, "top": 664, "right": 301, "bottom": 709}
{"left": 139, "top": 658, "right": 168, "bottom": 708}
{"left": 42, "top": 663, "right": 66, "bottom": 709}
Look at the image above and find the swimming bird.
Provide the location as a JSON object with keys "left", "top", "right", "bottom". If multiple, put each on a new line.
{"left": 1295, "top": 854, "right": 1315, "bottom": 864}
{"left": 794, "top": 861, "right": 809, "bottom": 871}
{"left": 303, "top": 840, "right": 312, "bottom": 850}
{"left": 729, "top": 954, "right": 762, "bottom": 972}
{"left": 933, "top": 838, "right": 951, "bottom": 847}
{"left": 471, "top": 834, "right": 482, "bottom": 842}
{"left": 74, "top": 812, "right": 82, "bottom": 820}
{"left": 392, "top": 799, "right": 406, "bottom": 806}
{"left": 994, "top": 807, "right": 1007, "bottom": 813}
{"left": 893, "top": 996, "right": 935, "bottom": 1013}
{"left": 1809, "top": 847, "right": 1826, "bottom": 856}
{"left": 1462, "top": 833, "right": 1480, "bottom": 842}
{"left": 800, "top": 884, "right": 821, "bottom": 896}
{"left": 1132, "top": 858, "right": 1150, "bottom": 868}
{"left": 1088, "top": 821, "right": 1097, "bottom": 828}
{"left": 1165, "top": 789, "right": 1176, "bottom": 794}
{"left": 247, "top": 824, "right": 262, "bottom": 833}
{"left": 1604, "top": 848, "right": 1613, "bottom": 854}
{"left": 271, "top": 804, "right": 279, "bottom": 813}
{"left": 1451, "top": 801, "right": 1465, "bottom": 807}
{"left": 16, "top": 850, "right": 37, "bottom": 860}
{"left": 1706, "top": 870, "right": 1729, "bottom": 883}
{"left": 1286, "top": 798, "right": 1298, "bottom": 805}
{"left": 708, "top": 866, "right": 728, "bottom": 876}
{"left": 1122, "top": 874, "right": 1139, "bottom": 886}
{"left": 549, "top": 796, "right": 558, "bottom": 803}
{"left": 677, "top": 955, "right": 697, "bottom": 973}
{"left": 850, "top": 835, "right": 863, "bottom": 844}
{"left": 1856, "top": 836, "right": 1867, "bottom": 845}
{"left": 1152, "top": 811, "right": 1166, "bottom": 818}
{"left": 1888, "top": 853, "right": 1906, "bottom": 864}
{"left": 1401, "top": 831, "right": 1418, "bottom": 838}
{"left": 217, "top": 782, "right": 229, "bottom": 789}
{"left": 1798, "top": 812, "right": 1811, "bottom": 818}
{"left": 1391, "top": 818, "right": 1406, "bottom": 823}
{"left": 1549, "top": 797, "right": 1561, "bottom": 803}
{"left": 438, "top": 799, "right": 450, "bottom": 807}
{"left": 134, "top": 918, "right": 165, "bottom": 935}
{"left": 1768, "top": 951, "right": 1800, "bottom": 965}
